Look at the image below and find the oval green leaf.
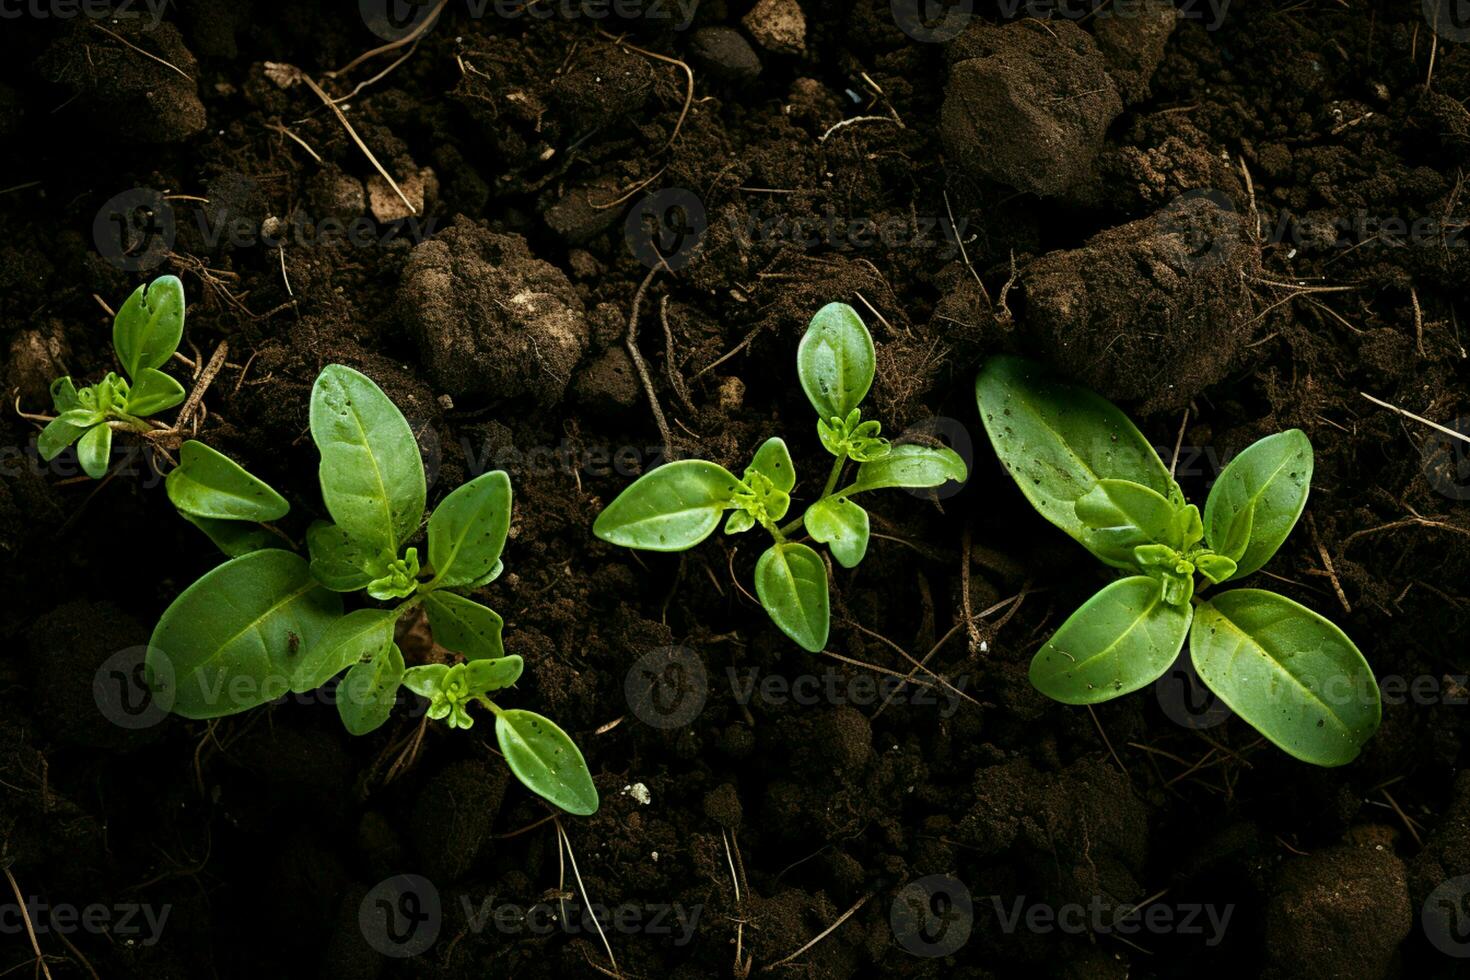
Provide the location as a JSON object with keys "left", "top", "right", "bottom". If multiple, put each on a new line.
{"left": 976, "top": 356, "right": 1172, "bottom": 551}
{"left": 299, "top": 607, "right": 399, "bottom": 694}
{"left": 114, "top": 275, "right": 185, "bottom": 380}
{"left": 754, "top": 542, "right": 830, "bottom": 652}
{"left": 851, "top": 444, "right": 967, "bottom": 493}
{"left": 1073, "top": 478, "right": 1181, "bottom": 568}
{"left": 337, "top": 641, "right": 406, "bottom": 736}
{"left": 50, "top": 377, "right": 80, "bottom": 413}
{"left": 797, "top": 302, "right": 875, "bottom": 421}
{"left": 593, "top": 459, "right": 742, "bottom": 551}
{"left": 37, "top": 410, "right": 98, "bottom": 460}
{"left": 307, "top": 521, "right": 391, "bottom": 592}
{"left": 77, "top": 421, "right": 112, "bottom": 479}
{"left": 423, "top": 590, "right": 505, "bottom": 660}
{"left": 148, "top": 550, "right": 344, "bottom": 719}
{"left": 495, "top": 708, "right": 599, "bottom": 815}
{"left": 167, "top": 440, "right": 289, "bottom": 522}
{"left": 310, "top": 364, "right": 426, "bottom": 554}
{"left": 1190, "top": 589, "right": 1379, "bottom": 766}
{"left": 123, "top": 367, "right": 186, "bottom": 416}
{"left": 1203, "top": 430, "right": 1313, "bottom": 579}
{"left": 428, "top": 470, "right": 511, "bottom": 589}
{"left": 747, "top": 437, "right": 796, "bottom": 492}
{"left": 466, "top": 655, "right": 523, "bottom": 693}
{"left": 803, "top": 496, "right": 870, "bottom": 569}
{"left": 179, "top": 512, "right": 276, "bottom": 558}
{"left": 1030, "top": 576, "right": 1193, "bottom": 704}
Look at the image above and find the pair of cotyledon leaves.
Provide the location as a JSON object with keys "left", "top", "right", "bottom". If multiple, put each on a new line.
{"left": 147, "top": 364, "right": 596, "bottom": 814}
{"left": 593, "top": 303, "right": 967, "bottom": 653}
{"left": 976, "top": 356, "right": 1380, "bottom": 767}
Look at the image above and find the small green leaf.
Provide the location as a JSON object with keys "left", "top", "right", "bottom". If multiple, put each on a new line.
{"left": 976, "top": 356, "right": 1172, "bottom": 551}
{"left": 1029, "top": 576, "right": 1193, "bottom": 704}
{"left": 754, "top": 542, "right": 830, "bottom": 652}
{"left": 337, "top": 641, "right": 406, "bottom": 736}
{"left": 428, "top": 470, "right": 511, "bottom": 590}
{"left": 851, "top": 444, "right": 967, "bottom": 492}
{"left": 402, "top": 663, "right": 449, "bottom": 698}
{"left": 1195, "top": 554, "right": 1237, "bottom": 584}
{"left": 36, "top": 410, "right": 99, "bottom": 460}
{"left": 113, "top": 275, "right": 185, "bottom": 380}
{"left": 167, "top": 440, "right": 289, "bottom": 522}
{"left": 365, "top": 548, "right": 420, "bottom": 601}
{"left": 724, "top": 510, "right": 756, "bottom": 535}
{"left": 300, "top": 607, "right": 399, "bottom": 694}
{"left": 50, "top": 377, "right": 80, "bottom": 413}
{"left": 594, "top": 460, "right": 743, "bottom": 551}
{"left": 1190, "top": 589, "right": 1379, "bottom": 766}
{"left": 148, "top": 550, "right": 344, "bottom": 719}
{"left": 465, "top": 655, "right": 524, "bottom": 693}
{"left": 495, "top": 709, "right": 599, "bottom": 815}
{"left": 76, "top": 421, "right": 113, "bottom": 478}
{"left": 1073, "top": 478, "right": 1181, "bottom": 568}
{"left": 310, "top": 364, "right": 426, "bottom": 555}
{"left": 423, "top": 591, "right": 505, "bottom": 660}
{"left": 307, "top": 521, "right": 392, "bottom": 592}
{"left": 124, "top": 367, "right": 186, "bottom": 416}
{"left": 803, "top": 496, "right": 870, "bottom": 568}
{"left": 797, "top": 302, "right": 876, "bottom": 421}
{"left": 1203, "top": 430, "right": 1313, "bottom": 579}
{"left": 747, "top": 437, "right": 795, "bottom": 492}
{"left": 179, "top": 511, "right": 276, "bottom": 558}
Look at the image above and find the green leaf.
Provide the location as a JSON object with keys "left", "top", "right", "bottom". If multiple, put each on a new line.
{"left": 976, "top": 355, "right": 1173, "bottom": 552}
{"left": 167, "top": 440, "right": 289, "bottom": 522}
{"left": 307, "top": 521, "right": 391, "bottom": 592}
{"left": 724, "top": 510, "right": 756, "bottom": 535}
{"left": 423, "top": 590, "right": 505, "bottom": 660}
{"left": 462, "top": 559, "right": 504, "bottom": 589}
{"left": 337, "top": 642, "right": 406, "bottom": 736}
{"left": 50, "top": 377, "right": 80, "bottom": 412}
{"left": 76, "top": 422, "right": 113, "bottom": 479}
{"left": 1195, "top": 553, "right": 1237, "bottom": 584}
{"left": 113, "top": 275, "right": 185, "bottom": 380}
{"left": 1073, "top": 478, "right": 1181, "bottom": 568}
{"left": 803, "top": 496, "right": 870, "bottom": 568}
{"left": 465, "top": 655, "right": 523, "bottom": 693}
{"left": 37, "top": 410, "right": 99, "bottom": 460}
{"left": 301, "top": 608, "right": 399, "bottom": 694}
{"left": 179, "top": 511, "right": 276, "bottom": 558}
{"left": 124, "top": 367, "right": 186, "bottom": 416}
{"left": 428, "top": 470, "right": 511, "bottom": 589}
{"left": 747, "top": 437, "right": 795, "bottom": 492}
{"left": 147, "top": 550, "right": 344, "bottom": 719}
{"left": 850, "top": 444, "right": 967, "bottom": 492}
{"left": 1203, "top": 430, "right": 1313, "bottom": 579}
{"left": 309, "top": 364, "right": 426, "bottom": 554}
{"left": 593, "top": 460, "right": 743, "bottom": 551}
{"left": 495, "top": 709, "right": 599, "bottom": 815}
{"left": 797, "top": 302, "right": 875, "bottom": 421}
{"left": 1190, "top": 589, "right": 1379, "bottom": 766}
{"left": 402, "top": 663, "right": 449, "bottom": 698}
{"left": 754, "top": 542, "right": 830, "bottom": 652}
{"left": 1029, "top": 576, "right": 1193, "bottom": 704}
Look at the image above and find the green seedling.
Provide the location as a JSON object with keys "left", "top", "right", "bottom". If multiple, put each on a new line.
{"left": 976, "top": 355, "right": 1380, "bottom": 766}
{"left": 595, "top": 303, "right": 968, "bottom": 652}
{"left": 147, "top": 364, "right": 598, "bottom": 816}
{"left": 34, "top": 276, "right": 189, "bottom": 478}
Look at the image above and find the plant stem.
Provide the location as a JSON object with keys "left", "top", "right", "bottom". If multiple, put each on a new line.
{"left": 777, "top": 455, "right": 849, "bottom": 537}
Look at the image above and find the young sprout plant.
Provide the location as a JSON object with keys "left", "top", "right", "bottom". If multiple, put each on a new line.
{"left": 594, "top": 303, "right": 968, "bottom": 652}
{"left": 146, "top": 365, "right": 598, "bottom": 816}
{"left": 975, "top": 356, "right": 1380, "bottom": 767}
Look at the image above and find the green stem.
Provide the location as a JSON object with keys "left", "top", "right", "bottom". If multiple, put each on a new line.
{"left": 777, "top": 455, "right": 849, "bottom": 537}
{"left": 478, "top": 696, "right": 504, "bottom": 717}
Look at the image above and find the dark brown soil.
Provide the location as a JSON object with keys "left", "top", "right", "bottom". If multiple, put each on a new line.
{"left": 1, "top": 3, "right": 1468, "bottom": 978}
